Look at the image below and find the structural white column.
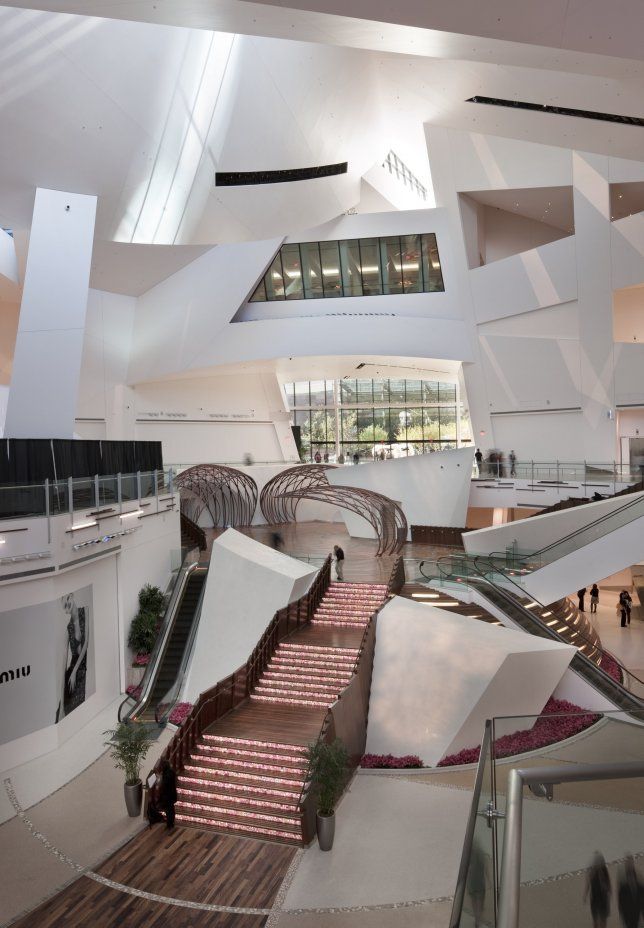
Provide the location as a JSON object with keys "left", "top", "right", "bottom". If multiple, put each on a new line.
{"left": 572, "top": 153, "right": 617, "bottom": 461}
{"left": 5, "top": 188, "right": 97, "bottom": 438}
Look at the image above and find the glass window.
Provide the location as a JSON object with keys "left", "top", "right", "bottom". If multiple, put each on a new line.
{"left": 357, "top": 408, "right": 375, "bottom": 442}
{"left": 293, "top": 382, "right": 310, "bottom": 407}
{"left": 283, "top": 383, "right": 295, "bottom": 408}
{"left": 423, "top": 407, "right": 441, "bottom": 441}
{"left": 309, "top": 380, "right": 327, "bottom": 407}
{"left": 341, "top": 409, "right": 357, "bottom": 441}
{"left": 339, "top": 240, "right": 363, "bottom": 297}
{"left": 421, "top": 233, "right": 444, "bottom": 292}
{"left": 300, "top": 242, "right": 323, "bottom": 298}
{"left": 373, "top": 408, "right": 390, "bottom": 443}
{"left": 379, "top": 236, "right": 403, "bottom": 295}
{"left": 310, "top": 408, "right": 329, "bottom": 443}
{"left": 320, "top": 241, "right": 342, "bottom": 298}
{"left": 423, "top": 381, "right": 440, "bottom": 404}
{"left": 356, "top": 379, "right": 374, "bottom": 405}
{"left": 359, "top": 238, "right": 382, "bottom": 295}
{"left": 405, "top": 380, "right": 423, "bottom": 403}
{"left": 264, "top": 253, "right": 285, "bottom": 300}
{"left": 440, "top": 407, "right": 457, "bottom": 440}
{"left": 249, "top": 278, "right": 267, "bottom": 302}
{"left": 295, "top": 410, "right": 311, "bottom": 457}
{"left": 401, "top": 234, "right": 422, "bottom": 293}
{"left": 439, "top": 382, "right": 457, "bottom": 403}
{"left": 372, "top": 378, "right": 390, "bottom": 404}
{"left": 281, "top": 244, "right": 304, "bottom": 300}
{"left": 460, "top": 409, "right": 472, "bottom": 443}
{"left": 340, "top": 379, "right": 357, "bottom": 404}
{"left": 389, "top": 379, "right": 406, "bottom": 404}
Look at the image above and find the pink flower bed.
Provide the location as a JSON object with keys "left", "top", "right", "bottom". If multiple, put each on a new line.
{"left": 599, "top": 651, "right": 623, "bottom": 683}
{"left": 168, "top": 702, "right": 193, "bottom": 726}
{"left": 437, "top": 698, "right": 601, "bottom": 767}
{"left": 126, "top": 684, "right": 141, "bottom": 699}
{"left": 361, "top": 753, "right": 423, "bottom": 769}
{"left": 134, "top": 652, "right": 151, "bottom": 666}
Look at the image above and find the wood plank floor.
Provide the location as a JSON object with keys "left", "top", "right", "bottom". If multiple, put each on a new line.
{"left": 13, "top": 827, "right": 295, "bottom": 928}
{"left": 206, "top": 698, "right": 326, "bottom": 746}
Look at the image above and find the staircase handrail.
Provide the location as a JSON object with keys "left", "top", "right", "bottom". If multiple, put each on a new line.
{"left": 419, "top": 553, "right": 644, "bottom": 704}
{"left": 386, "top": 554, "right": 405, "bottom": 594}
{"left": 122, "top": 551, "right": 201, "bottom": 722}
{"left": 151, "top": 555, "right": 332, "bottom": 778}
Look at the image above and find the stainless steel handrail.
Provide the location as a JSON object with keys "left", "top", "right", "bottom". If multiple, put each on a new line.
{"left": 124, "top": 553, "right": 200, "bottom": 721}
{"left": 497, "top": 761, "right": 644, "bottom": 928}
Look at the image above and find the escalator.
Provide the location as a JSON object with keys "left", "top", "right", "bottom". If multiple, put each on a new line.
{"left": 419, "top": 556, "right": 644, "bottom": 719}
{"left": 119, "top": 560, "right": 207, "bottom": 725}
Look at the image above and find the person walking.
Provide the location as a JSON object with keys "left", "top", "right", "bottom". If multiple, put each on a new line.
{"left": 621, "top": 590, "right": 633, "bottom": 625}
{"left": 584, "top": 851, "right": 611, "bottom": 928}
{"left": 509, "top": 450, "right": 517, "bottom": 477}
{"left": 314, "top": 450, "right": 322, "bottom": 463}
{"left": 578, "top": 587, "right": 587, "bottom": 612}
{"left": 352, "top": 451, "right": 360, "bottom": 465}
{"left": 617, "top": 854, "right": 642, "bottom": 928}
{"left": 590, "top": 584, "right": 600, "bottom": 614}
{"left": 333, "top": 544, "right": 345, "bottom": 581}
{"left": 617, "top": 597, "right": 628, "bottom": 628}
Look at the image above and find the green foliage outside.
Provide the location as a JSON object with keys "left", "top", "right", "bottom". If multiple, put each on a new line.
{"left": 127, "top": 584, "right": 165, "bottom": 654}
{"left": 307, "top": 738, "right": 349, "bottom": 817}
{"left": 103, "top": 722, "right": 155, "bottom": 785}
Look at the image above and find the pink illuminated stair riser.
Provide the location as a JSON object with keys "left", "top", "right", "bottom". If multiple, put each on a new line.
{"left": 176, "top": 581, "right": 388, "bottom": 844}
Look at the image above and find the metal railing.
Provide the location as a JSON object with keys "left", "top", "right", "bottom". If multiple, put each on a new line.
{"left": 473, "top": 459, "right": 642, "bottom": 486}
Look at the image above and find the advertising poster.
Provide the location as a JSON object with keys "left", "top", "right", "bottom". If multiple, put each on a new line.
{"left": 0, "top": 585, "right": 94, "bottom": 745}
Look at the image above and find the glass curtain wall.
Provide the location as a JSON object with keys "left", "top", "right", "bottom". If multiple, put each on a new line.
{"left": 284, "top": 378, "right": 469, "bottom": 462}
{"left": 250, "top": 233, "right": 444, "bottom": 302}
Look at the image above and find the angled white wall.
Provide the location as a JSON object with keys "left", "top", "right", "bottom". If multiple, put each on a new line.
{"left": 5, "top": 188, "right": 96, "bottom": 439}
{"left": 327, "top": 447, "right": 473, "bottom": 538}
{"left": 182, "top": 530, "right": 317, "bottom": 702}
{"left": 365, "top": 596, "right": 574, "bottom": 766}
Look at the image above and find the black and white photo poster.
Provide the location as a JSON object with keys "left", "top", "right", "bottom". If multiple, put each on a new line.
{"left": 0, "top": 585, "right": 94, "bottom": 745}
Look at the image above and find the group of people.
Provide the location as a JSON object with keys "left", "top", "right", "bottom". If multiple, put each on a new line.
{"left": 585, "top": 852, "right": 643, "bottom": 928}
{"left": 474, "top": 448, "right": 517, "bottom": 478}
{"left": 577, "top": 585, "right": 634, "bottom": 627}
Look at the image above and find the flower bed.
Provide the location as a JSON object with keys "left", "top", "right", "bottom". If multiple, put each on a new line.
{"left": 133, "top": 652, "right": 151, "bottom": 667}
{"left": 360, "top": 753, "right": 423, "bottom": 769}
{"left": 168, "top": 702, "right": 193, "bottom": 726}
{"left": 599, "top": 651, "right": 623, "bottom": 683}
{"left": 125, "top": 684, "right": 141, "bottom": 699}
{"left": 437, "top": 698, "right": 601, "bottom": 767}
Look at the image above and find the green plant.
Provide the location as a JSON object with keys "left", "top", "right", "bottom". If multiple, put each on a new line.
{"left": 127, "top": 584, "right": 166, "bottom": 654}
{"left": 103, "top": 722, "right": 155, "bottom": 785}
{"left": 127, "top": 609, "right": 159, "bottom": 653}
{"left": 307, "top": 738, "right": 349, "bottom": 817}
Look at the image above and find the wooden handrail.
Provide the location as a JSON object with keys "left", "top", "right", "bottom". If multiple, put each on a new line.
{"left": 386, "top": 554, "right": 405, "bottom": 594}
{"left": 151, "top": 554, "right": 332, "bottom": 779}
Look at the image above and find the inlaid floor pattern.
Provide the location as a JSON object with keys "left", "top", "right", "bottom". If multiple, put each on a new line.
{"left": 175, "top": 582, "right": 388, "bottom": 844}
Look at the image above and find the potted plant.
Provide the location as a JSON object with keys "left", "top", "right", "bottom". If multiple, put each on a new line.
{"left": 307, "top": 738, "right": 349, "bottom": 851}
{"left": 104, "top": 722, "right": 155, "bottom": 817}
{"left": 127, "top": 584, "right": 166, "bottom": 686}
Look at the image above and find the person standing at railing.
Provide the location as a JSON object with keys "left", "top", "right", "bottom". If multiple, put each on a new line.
{"left": 620, "top": 590, "right": 633, "bottom": 626}
{"left": 509, "top": 450, "right": 517, "bottom": 477}
{"left": 584, "top": 851, "right": 611, "bottom": 928}
{"left": 475, "top": 448, "right": 483, "bottom": 476}
{"left": 590, "top": 584, "right": 600, "bottom": 614}
{"left": 148, "top": 759, "right": 177, "bottom": 831}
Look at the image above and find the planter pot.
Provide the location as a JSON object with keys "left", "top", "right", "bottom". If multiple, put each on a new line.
{"left": 316, "top": 811, "right": 335, "bottom": 851}
{"left": 124, "top": 780, "right": 143, "bottom": 817}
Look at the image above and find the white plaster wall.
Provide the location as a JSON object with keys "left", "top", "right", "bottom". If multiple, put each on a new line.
{"left": 614, "top": 344, "right": 644, "bottom": 408}
{"left": 464, "top": 491, "right": 644, "bottom": 556}
{"left": 327, "top": 447, "right": 473, "bottom": 538}
{"left": 482, "top": 208, "right": 570, "bottom": 266}
{"left": 0, "top": 229, "right": 18, "bottom": 285}
{"left": 365, "top": 596, "right": 573, "bottom": 766}
{"left": 468, "top": 474, "right": 632, "bottom": 512}
{"left": 182, "top": 530, "right": 316, "bottom": 702}
{"left": 5, "top": 189, "right": 97, "bottom": 439}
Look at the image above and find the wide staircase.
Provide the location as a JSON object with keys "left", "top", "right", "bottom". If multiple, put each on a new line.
{"left": 174, "top": 581, "right": 388, "bottom": 842}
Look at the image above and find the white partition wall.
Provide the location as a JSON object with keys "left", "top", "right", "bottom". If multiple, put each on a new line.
{"left": 182, "top": 530, "right": 317, "bottom": 702}
{"left": 5, "top": 188, "right": 97, "bottom": 439}
{"left": 326, "top": 447, "right": 473, "bottom": 539}
{"left": 365, "top": 597, "right": 574, "bottom": 766}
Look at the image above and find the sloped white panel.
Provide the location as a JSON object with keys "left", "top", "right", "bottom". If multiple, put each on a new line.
{"left": 366, "top": 596, "right": 573, "bottom": 766}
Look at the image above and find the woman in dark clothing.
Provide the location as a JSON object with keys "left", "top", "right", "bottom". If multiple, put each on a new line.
{"left": 584, "top": 851, "right": 611, "bottom": 928}
{"left": 618, "top": 855, "right": 641, "bottom": 928}
{"left": 590, "top": 584, "right": 600, "bottom": 614}
{"left": 158, "top": 759, "right": 177, "bottom": 830}
{"left": 578, "top": 588, "right": 587, "bottom": 612}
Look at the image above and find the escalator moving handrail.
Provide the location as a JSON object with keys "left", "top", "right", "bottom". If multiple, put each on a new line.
{"left": 420, "top": 554, "right": 644, "bottom": 704}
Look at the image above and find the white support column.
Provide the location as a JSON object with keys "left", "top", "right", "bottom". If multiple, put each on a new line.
{"left": 5, "top": 188, "right": 97, "bottom": 438}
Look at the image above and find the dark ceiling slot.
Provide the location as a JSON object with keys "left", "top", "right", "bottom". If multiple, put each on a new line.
{"left": 215, "top": 162, "right": 348, "bottom": 186}
{"left": 466, "top": 96, "right": 644, "bottom": 128}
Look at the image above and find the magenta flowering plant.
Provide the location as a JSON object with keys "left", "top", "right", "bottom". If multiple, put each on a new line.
{"left": 599, "top": 652, "right": 622, "bottom": 683}
{"left": 134, "top": 652, "right": 151, "bottom": 667}
{"left": 125, "top": 684, "right": 142, "bottom": 699}
{"left": 168, "top": 702, "right": 193, "bottom": 726}
{"left": 360, "top": 753, "right": 424, "bottom": 769}
{"left": 437, "top": 697, "right": 601, "bottom": 767}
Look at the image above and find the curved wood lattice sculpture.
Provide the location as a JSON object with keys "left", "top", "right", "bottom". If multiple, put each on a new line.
{"left": 259, "top": 464, "right": 335, "bottom": 524}
{"left": 280, "top": 484, "right": 407, "bottom": 556}
{"left": 176, "top": 464, "right": 258, "bottom": 527}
